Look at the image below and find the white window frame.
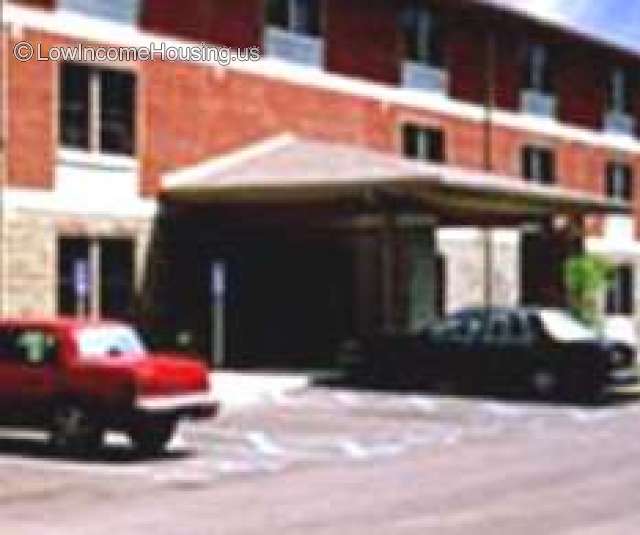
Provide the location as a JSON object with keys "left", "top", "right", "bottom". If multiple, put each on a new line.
{"left": 413, "top": 9, "right": 432, "bottom": 65}
{"left": 611, "top": 67, "right": 628, "bottom": 114}
{"left": 274, "top": 0, "right": 320, "bottom": 36}
{"left": 608, "top": 163, "right": 632, "bottom": 201}
{"left": 58, "top": 0, "right": 141, "bottom": 24}
{"left": 60, "top": 64, "right": 136, "bottom": 156}
{"left": 607, "top": 265, "right": 635, "bottom": 316}
{"left": 523, "top": 146, "right": 554, "bottom": 184}
{"left": 529, "top": 44, "right": 547, "bottom": 92}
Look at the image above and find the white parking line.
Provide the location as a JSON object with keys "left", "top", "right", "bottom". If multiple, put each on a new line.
{"left": 245, "top": 431, "right": 286, "bottom": 457}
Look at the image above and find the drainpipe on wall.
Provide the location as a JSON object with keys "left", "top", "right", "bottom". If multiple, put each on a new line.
{"left": 0, "top": 0, "right": 8, "bottom": 319}
{"left": 482, "top": 27, "right": 497, "bottom": 308}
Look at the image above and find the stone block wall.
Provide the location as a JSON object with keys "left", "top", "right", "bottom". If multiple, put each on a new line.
{"left": 437, "top": 228, "right": 521, "bottom": 314}
{"left": 2, "top": 208, "right": 155, "bottom": 318}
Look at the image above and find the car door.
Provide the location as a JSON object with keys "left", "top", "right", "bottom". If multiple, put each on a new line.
{"left": 0, "top": 327, "right": 60, "bottom": 424}
{"left": 481, "top": 311, "right": 534, "bottom": 392}
{"left": 430, "top": 311, "right": 485, "bottom": 387}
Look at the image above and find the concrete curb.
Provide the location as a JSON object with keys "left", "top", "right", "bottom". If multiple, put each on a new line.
{"left": 212, "top": 371, "right": 322, "bottom": 412}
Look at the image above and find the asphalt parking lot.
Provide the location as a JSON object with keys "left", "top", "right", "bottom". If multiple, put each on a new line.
{"left": 1, "top": 386, "right": 640, "bottom": 534}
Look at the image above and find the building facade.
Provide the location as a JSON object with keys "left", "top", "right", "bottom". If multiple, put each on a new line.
{"left": 0, "top": 0, "right": 638, "bottom": 364}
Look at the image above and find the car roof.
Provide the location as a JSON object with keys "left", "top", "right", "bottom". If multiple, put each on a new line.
{"left": 449, "top": 306, "right": 555, "bottom": 317}
{"left": 0, "top": 317, "right": 129, "bottom": 331}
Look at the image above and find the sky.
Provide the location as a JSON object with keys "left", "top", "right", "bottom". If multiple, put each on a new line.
{"left": 493, "top": 0, "right": 640, "bottom": 54}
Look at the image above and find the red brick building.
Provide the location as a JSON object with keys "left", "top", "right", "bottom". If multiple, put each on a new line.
{"left": 0, "top": 0, "right": 637, "bottom": 365}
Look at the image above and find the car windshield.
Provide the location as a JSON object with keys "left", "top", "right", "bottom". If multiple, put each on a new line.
{"left": 76, "top": 325, "right": 147, "bottom": 359}
{"left": 538, "top": 310, "right": 597, "bottom": 342}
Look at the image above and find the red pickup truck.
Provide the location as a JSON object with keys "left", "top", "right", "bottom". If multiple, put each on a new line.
{"left": 0, "top": 318, "right": 218, "bottom": 454}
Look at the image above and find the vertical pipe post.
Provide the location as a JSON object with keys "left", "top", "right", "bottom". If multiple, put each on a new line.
{"left": 482, "top": 27, "right": 497, "bottom": 308}
{"left": 211, "top": 260, "right": 226, "bottom": 369}
{"left": 89, "top": 239, "right": 100, "bottom": 320}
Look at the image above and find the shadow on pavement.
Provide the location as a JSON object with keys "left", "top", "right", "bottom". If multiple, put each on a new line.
{"left": 0, "top": 435, "right": 192, "bottom": 464}
{"left": 317, "top": 370, "right": 640, "bottom": 408}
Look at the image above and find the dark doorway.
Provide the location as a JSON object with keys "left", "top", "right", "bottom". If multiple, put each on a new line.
{"left": 100, "top": 239, "right": 135, "bottom": 320}
{"left": 166, "top": 230, "right": 355, "bottom": 368}
{"left": 521, "top": 227, "right": 581, "bottom": 307}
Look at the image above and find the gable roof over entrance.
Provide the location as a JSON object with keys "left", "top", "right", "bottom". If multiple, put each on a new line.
{"left": 162, "top": 134, "right": 629, "bottom": 218}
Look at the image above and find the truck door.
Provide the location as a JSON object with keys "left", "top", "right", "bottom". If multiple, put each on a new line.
{"left": 0, "top": 327, "right": 60, "bottom": 424}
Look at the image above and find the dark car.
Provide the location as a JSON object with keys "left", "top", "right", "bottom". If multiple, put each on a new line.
{"left": 343, "top": 307, "right": 639, "bottom": 401}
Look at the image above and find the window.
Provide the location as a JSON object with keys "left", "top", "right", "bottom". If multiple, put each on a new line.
{"left": 606, "top": 162, "right": 633, "bottom": 202}
{"left": 60, "top": 63, "right": 136, "bottom": 156}
{"left": 76, "top": 326, "right": 146, "bottom": 359}
{"left": 401, "top": 3, "right": 444, "bottom": 67}
{"left": 509, "top": 313, "right": 531, "bottom": 342}
{"left": 524, "top": 44, "right": 553, "bottom": 93}
{"left": 607, "top": 265, "right": 634, "bottom": 316}
{"left": 431, "top": 312, "right": 483, "bottom": 343}
{"left": 58, "top": 238, "right": 134, "bottom": 320}
{"left": 266, "top": 0, "right": 321, "bottom": 36}
{"left": 402, "top": 124, "right": 445, "bottom": 163}
{"left": 484, "top": 313, "right": 510, "bottom": 343}
{"left": 60, "top": 64, "right": 90, "bottom": 150}
{"left": 58, "top": 238, "right": 90, "bottom": 317}
{"left": 608, "top": 68, "right": 633, "bottom": 115}
{"left": 0, "top": 329, "right": 58, "bottom": 366}
{"left": 522, "top": 146, "right": 555, "bottom": 184}
{"left": 58, "top": 0, "right": 141, "bottom": 25}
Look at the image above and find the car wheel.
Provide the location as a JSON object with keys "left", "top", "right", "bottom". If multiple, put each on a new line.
{"left": 129, "top": 420, "right": 175, "bottom": 455}
{"left": 50, "top": 404, "right": 103, "bottom": 455}
{"left": 531, "top": 369, "right": 559, "bottom": 400}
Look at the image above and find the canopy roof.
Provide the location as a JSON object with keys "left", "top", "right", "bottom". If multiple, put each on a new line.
{"left": 162, "top": 134, "right": 629, "bottom": 219}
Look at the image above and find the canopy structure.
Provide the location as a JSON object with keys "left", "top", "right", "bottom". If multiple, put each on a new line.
{"left": 162, "top": 134, "right": 629, "bottom": 221}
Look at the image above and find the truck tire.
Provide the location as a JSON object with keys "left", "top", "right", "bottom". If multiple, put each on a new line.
{"left": 129, "top": 420, "right": 176, "bottom": 455}
{"left": 50, "top": 404, "right": 103, "bottom": 455}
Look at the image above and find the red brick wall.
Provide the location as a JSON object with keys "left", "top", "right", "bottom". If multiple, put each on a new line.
{"left": 325, "top": 0, "right": 400, "bottom": 86}
{"left": 140, "top": 55, "right": 637, "bottom": 214}
{"left": 447, "top": 15, "right": 486, "bottom": 106}
{"left": 11, "top": 0, "right": 55, "bottom": 9}
{"left": 4, "top": 27, "right": 640, "bottom": 238}
{"left": 141, "top": 61, "right": 400, "bottom": 195}
{"left": 141, "top": 0, "right": 262, "bottom": 50}
{"left": 6, "top": 30, "right": 56, "bottom": 189}
{"left": 14, "top": 0, "right": 640, "bottom": 135}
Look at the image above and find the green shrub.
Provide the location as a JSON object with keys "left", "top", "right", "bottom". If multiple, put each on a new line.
{"left": 564, "top": 253, "right": 614, "bottom": 327}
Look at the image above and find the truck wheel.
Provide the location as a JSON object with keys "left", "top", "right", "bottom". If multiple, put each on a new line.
{"left": 50, "top": 404, "right": 103, "bottom": 455}
{"left": 129, "top": 421, "right": 175, "bottom": 455}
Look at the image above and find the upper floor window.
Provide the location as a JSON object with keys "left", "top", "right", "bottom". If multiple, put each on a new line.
{"left": 521, "top": 44, "right": 556, "bottom": 117}
{"left": 604, "top": 68, "right": 636, "bottom": 135}
{"left": 266, "top": 0, "right": 321, "bottom": 36}
{"left": 607, "top": 264, "right": 634, "bottom": 316}
{"left": 606, "top": 162, "right": 633, "bottom": 202}
{"left": 402, "top": 124, "right": 445, "bottom": 163}
{"left": 608, "top": 68, "right": 633, "bottom": 115}
{"left": 399, "top": 4, "right": 447, "bottom": 93}
{"left": 265, "top": 0, "right": 323, "bottom": 67}
{"left": 58, "top": 0, "right": 140, "bottom": 24}
{"left": 522, "top": 146, "right": 555, "bottom": 184}
{"left": 401, "top": 4, "right": 445, "bottom": 68}
{"left": 524, "top": 44, "right": 553, "bottom": 93}
{"left": 60, "top": 63, "right": 136, "bottom": 156}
